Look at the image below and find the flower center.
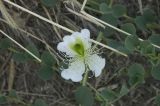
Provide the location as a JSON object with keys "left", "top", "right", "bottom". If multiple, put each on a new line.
{"left": 69, "top": 37, "right": 85, "bottom": 56}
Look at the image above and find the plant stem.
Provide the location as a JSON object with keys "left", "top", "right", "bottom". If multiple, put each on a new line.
{"left": 82, "top": 69, "right": 89, "bottom": 86}
{"left": 87, "top": 82, "right": 107, "bottom": 101}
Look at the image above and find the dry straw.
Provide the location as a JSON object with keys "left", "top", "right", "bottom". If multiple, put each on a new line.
{"left": 0, "top": 30, "right": 42, "bottom": 62}
{"left": 3, "top": 0, "right": 128, "bottom": 57}
{"left": 0, "top": 0, "right": 18, "bottom": 28}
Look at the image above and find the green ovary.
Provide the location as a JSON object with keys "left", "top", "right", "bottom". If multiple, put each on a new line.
{"left": 69, "top": 37, "right": 85, "bottom": 56}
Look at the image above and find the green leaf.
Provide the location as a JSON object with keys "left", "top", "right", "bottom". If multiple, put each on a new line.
{"left": 41, "top": 51, "right": 56, "bottom": 66}
{"left": 37, "top": 65, "right": 54, "bottom": 80}
{"left": 125, "top": 35, "right": 140, "bottom": 52}
{"left": 101, "top": 88, "right": 117, "bottom": 101}
{"left": 112, "top": 4, "right": 126, "bottom": 17}
{"left": 135, "top": 16, "right": 147, "bottom": 30}
{"left": 155, "top": 95, "right": 160, "bottom": 106}
{"left": 33, "top": 99, "right": 48, "bottom": 106}
{"left": 140, "top": 40, "right": 155, "bottom": 55}
{"left": 143, "top": 9, "right": 156, "bottom": 23}
{"left": 149, "top": 34, "right": 160, "bottom": 46}
{"left": 101, "top": 13, "right": 118, "bottom": 26}
{"left": 106, "top": 39, "right": 123, "bottom": 48}
{"left": 0, "top": 95, "right": 7, "bottom": 104}
{"left": 151, "top": 64, "right": 160, "bottom": 80}
{"left": 121, "top": 23, "right": 136, "bottom": 35}
{"left": 26, "top": 43, "right": 40, "bottom": 59}
{"left": 0, "top": 38, "right": 12, "bottom": 49}
{"left": 128, "top": 63, "right": 145, "bottom": 85}
{"left": 12, "top": 52, "right": 30, "bottom": 62}
{"left": 117, "top": 46, "right": 131, "bottom": 54}
{"left": 135, "top": 9, "right": 156, "bottom": 30}
{"left": 99, "top": 3, "right": 112, "bottom": 14}
{"left": 75, "top": 86, "right": 94, "bottom": 106}
{"left": 40, "top": 0, "right": 58, "bottom": 7}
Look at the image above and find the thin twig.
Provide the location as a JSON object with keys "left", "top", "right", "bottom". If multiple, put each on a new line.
{"left": 66, "top": 7, "right": 105, "bottom": 28}
{"left": 80, "top": 0, "right": 87, "bottom": 11}
{"left": 0, "top": 30, "right": 42, "bottom": 62}
{"left": 16, "top": 91, "right": 55, "bottom": 98}
{"left": 137, "top": 0, "right": 143, "bottom": 15}
{"left": 8, "top": 59, "right": 16, "bottom": 91}
{"left": 43, "top": 6, "right": 63, "bottom": 40}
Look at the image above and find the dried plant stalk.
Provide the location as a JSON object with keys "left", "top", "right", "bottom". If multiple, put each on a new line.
{"left": 0, "top": 0, "right": 17, "bottom": 28}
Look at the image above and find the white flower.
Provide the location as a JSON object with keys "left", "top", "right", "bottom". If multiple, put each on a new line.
{"left": 57, "top": 29, "right": 105, "bottom": 82}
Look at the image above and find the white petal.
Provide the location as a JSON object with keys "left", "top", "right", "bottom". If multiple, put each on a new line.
{"left": 61, "top": 59, "right": 85, "bottom": 82}
{"left": 86, "top": 54, "right": 105, "bottom": 77}
{"left": 70, "top": 73, "right": 83, "bottom": 82}
{"left": 57, "top": 42, "right": 74, "bottom": 56}
{"left": 81, "top": 29, "right": 90, "bottom": 39}
{"left": 61, "top": 70, "right": 83, "bottom": 82}
{"left": 71, "top": 32, "right": 81, "bottom": 38}
{"left": 57, "top": 42, "right": 67, "bottom": 52}
{"left": 61, "top": 69, "right": 71, "bottom": 80}
{"left": 63, "top": 35, "right": 75, "bottom": 44}
{"left": 80, "top": 29, "right": 91, "bottom": 49}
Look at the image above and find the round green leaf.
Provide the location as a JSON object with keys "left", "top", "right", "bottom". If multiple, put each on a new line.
{"left": 34, "top": 99, "right": 48, "bottom": 106}
{"left": 41, "top": 51, "right": 56, "bottom": 66}
{"left": 40, "top": 0, "right": 58, "bottom": 7}
{"left": 121, "top": 23, "right": 136, "bottom": 35}
{"left": 75, "top": 86, "right": 94, "bottom": 106}
{"left": 140, "top": 40, "right": 155, "bottom": 54}
{"left": 37, "top": 65, "right": 54, "bottom": 80}
{"left": 143, "top": 9, "right": 156, "bottom": 23}
{"left": 135, "top": 16, "right": 147, "bottom": 30}
{"left": 151, "top": 64, "right": 160, "bottom": 80}
{"left": 99, "top": 3, "right": 112, "bottom": 14}
{"left": 128, "top": 63, "right": 145, "bottom": 85}
{"left": 107, "top": 39, "right": 123, "bottom": 48}
{"left": 101, "top": 13, "right": 118, "bottom": 26}
{"left": 112, "top": 4, "right": 126, "bottom": 17}
{"left": 125, "top": 35, "right": 140, "bottom": 52}
{"left": 149, "top": 34, "right": 160, "bottom": 46}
